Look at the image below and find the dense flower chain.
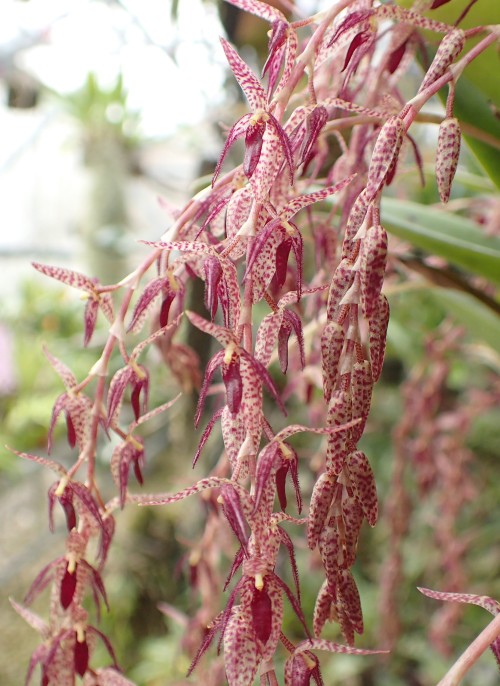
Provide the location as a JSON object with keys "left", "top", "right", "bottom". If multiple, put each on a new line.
{"left": 11, "top": 1, "right": 499, "bottom": 685}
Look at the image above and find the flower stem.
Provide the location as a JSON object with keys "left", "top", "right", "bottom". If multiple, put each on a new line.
{"left": 437, "top": 612, "right": 500, "bottom": 686}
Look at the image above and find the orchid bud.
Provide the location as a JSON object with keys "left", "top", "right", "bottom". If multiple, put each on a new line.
{"left": 350, "top": 361, "right": 373, "bottom": 443}
{"left": 359, "top": 224, "right": 388, "bottom": 319}
{"left": 308, "top": 472, "right": 336, "bottom": 550}
{"left": 366, "top": 116, "right": 405, "bottom": 200}
{"left": 348, "top": 451, "right": 378, "bottom": 526}
{"left": 436, "top": 117, "right": 461, "bottom": 203}
{"left": 326, "top": 390, "right": 352, "bottom": 474}
{"left": 318, "top": 526, "right": 341, "bottom": 588}
{"left": 420, "top": 29, "right": 465, "bottom": 93}
{"left": 321, "top": 321, "right": 345, "bottom": 402}
{"left": 368, "top": 294, "right": 390, "bottom": 382}
{"left": 326, "top": 259, "right": 355, "bottom": 322}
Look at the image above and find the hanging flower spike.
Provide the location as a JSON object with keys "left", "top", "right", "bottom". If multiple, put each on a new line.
{"left": 212, "top": 38, "right": 294, "bottom": 196}
{"left": 32, "top": 262, "right": 114, "bottom": 347}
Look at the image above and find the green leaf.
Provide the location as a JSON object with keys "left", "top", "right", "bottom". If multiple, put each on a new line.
{"left": 381, "top": 197, "right": 500, "bottom": 284}
{"left": 426, "top": 288, "right": 500, "bottom": 351}
{"left": 450, "top": 75, "right": 500, "bottom": 190}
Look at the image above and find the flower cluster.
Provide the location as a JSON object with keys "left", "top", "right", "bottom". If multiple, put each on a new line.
{"left": 10, "top": 1, "right": 500, "bottom": 685}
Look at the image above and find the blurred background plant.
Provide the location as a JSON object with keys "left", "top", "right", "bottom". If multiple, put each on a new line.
{"left": 1, "top": 1, "right": 499, "bottom": 685}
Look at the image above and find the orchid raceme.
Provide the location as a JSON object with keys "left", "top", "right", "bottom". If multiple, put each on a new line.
{"left": 10, "top": 1, "right": 500, "bottom": 685}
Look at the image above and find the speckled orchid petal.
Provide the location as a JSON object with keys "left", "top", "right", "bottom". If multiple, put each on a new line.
{"left": 220, "top": 37, "right": 267, "bottom": 111}
{"left": 224, "top": 0, "right": 286, "bottom": 23}
{"left": 224, "top": 608, "right": 261, "bottom": 686}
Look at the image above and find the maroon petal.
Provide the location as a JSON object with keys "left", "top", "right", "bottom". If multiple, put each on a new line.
{"left": 193, "top": 407, "right": 224, "bottom": 468}
{"left": 220, "top": 484, "right": 249, "bottom": 553}
{"left": 275, "top": 238, "right": 292, "bottom": 288}
{"left": 212, "top": 113, "right": 252, "bottom": 186}
{"left": 204, "top": 256, "right": 223, "bottom": 319}
{"left": 222, "top": 354, "right": 243, "bottom": 417}
{"left": 83, "top": 297, "right": 99, "bottom": 347}
{"left": 47, "top": 393, "right": 68, "bottom": 454}
{"left": 74, "top": 637, "right": 89, "bottom": 677}
{"left": 159, "top": 289, "right": 176, "bottom": 327}
{"left": 65, "top": 413, "right": 77, "bottom": 449}
{"left": 61, "top": 496, "right": 77, "bottom": 532}
{"left": 195, "top": 350, "right": 225, "bottom": 427}
{"left": 275, "top": 465, "right": 288, "bottom": 510}
{"left": 300, "top": 106, "right": 328, "bottom": 167}
{"left": 244, "top": 117, "right": 266, "bottom": 178}
{"left": 267, "top": 112, "right": 294, "bottom": 184}
{"left": 60, "top": 562, "right": 77, "bottom": 609}
{"left": 328, "top": 10, "right": 374, "bottom": 47}
{"left": 342, "top": 31, "right": 369, "bottom": 73}
{"left": 107, "top": 367, "right": 133, "bottom": 428}
{"left": 387, "top": 38, "right": 408, "bottom": 74}
{"left": 278, "top": 321, "right": 292, "bottom": 374}
{"left": 251, "top": 585, "right": 273, "bottom": 644}
{"left": 254, "top": 442, "right": 281, "bottom": 514}
{"left": 263, "top": 20, "right": 288, "bottom": 75}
